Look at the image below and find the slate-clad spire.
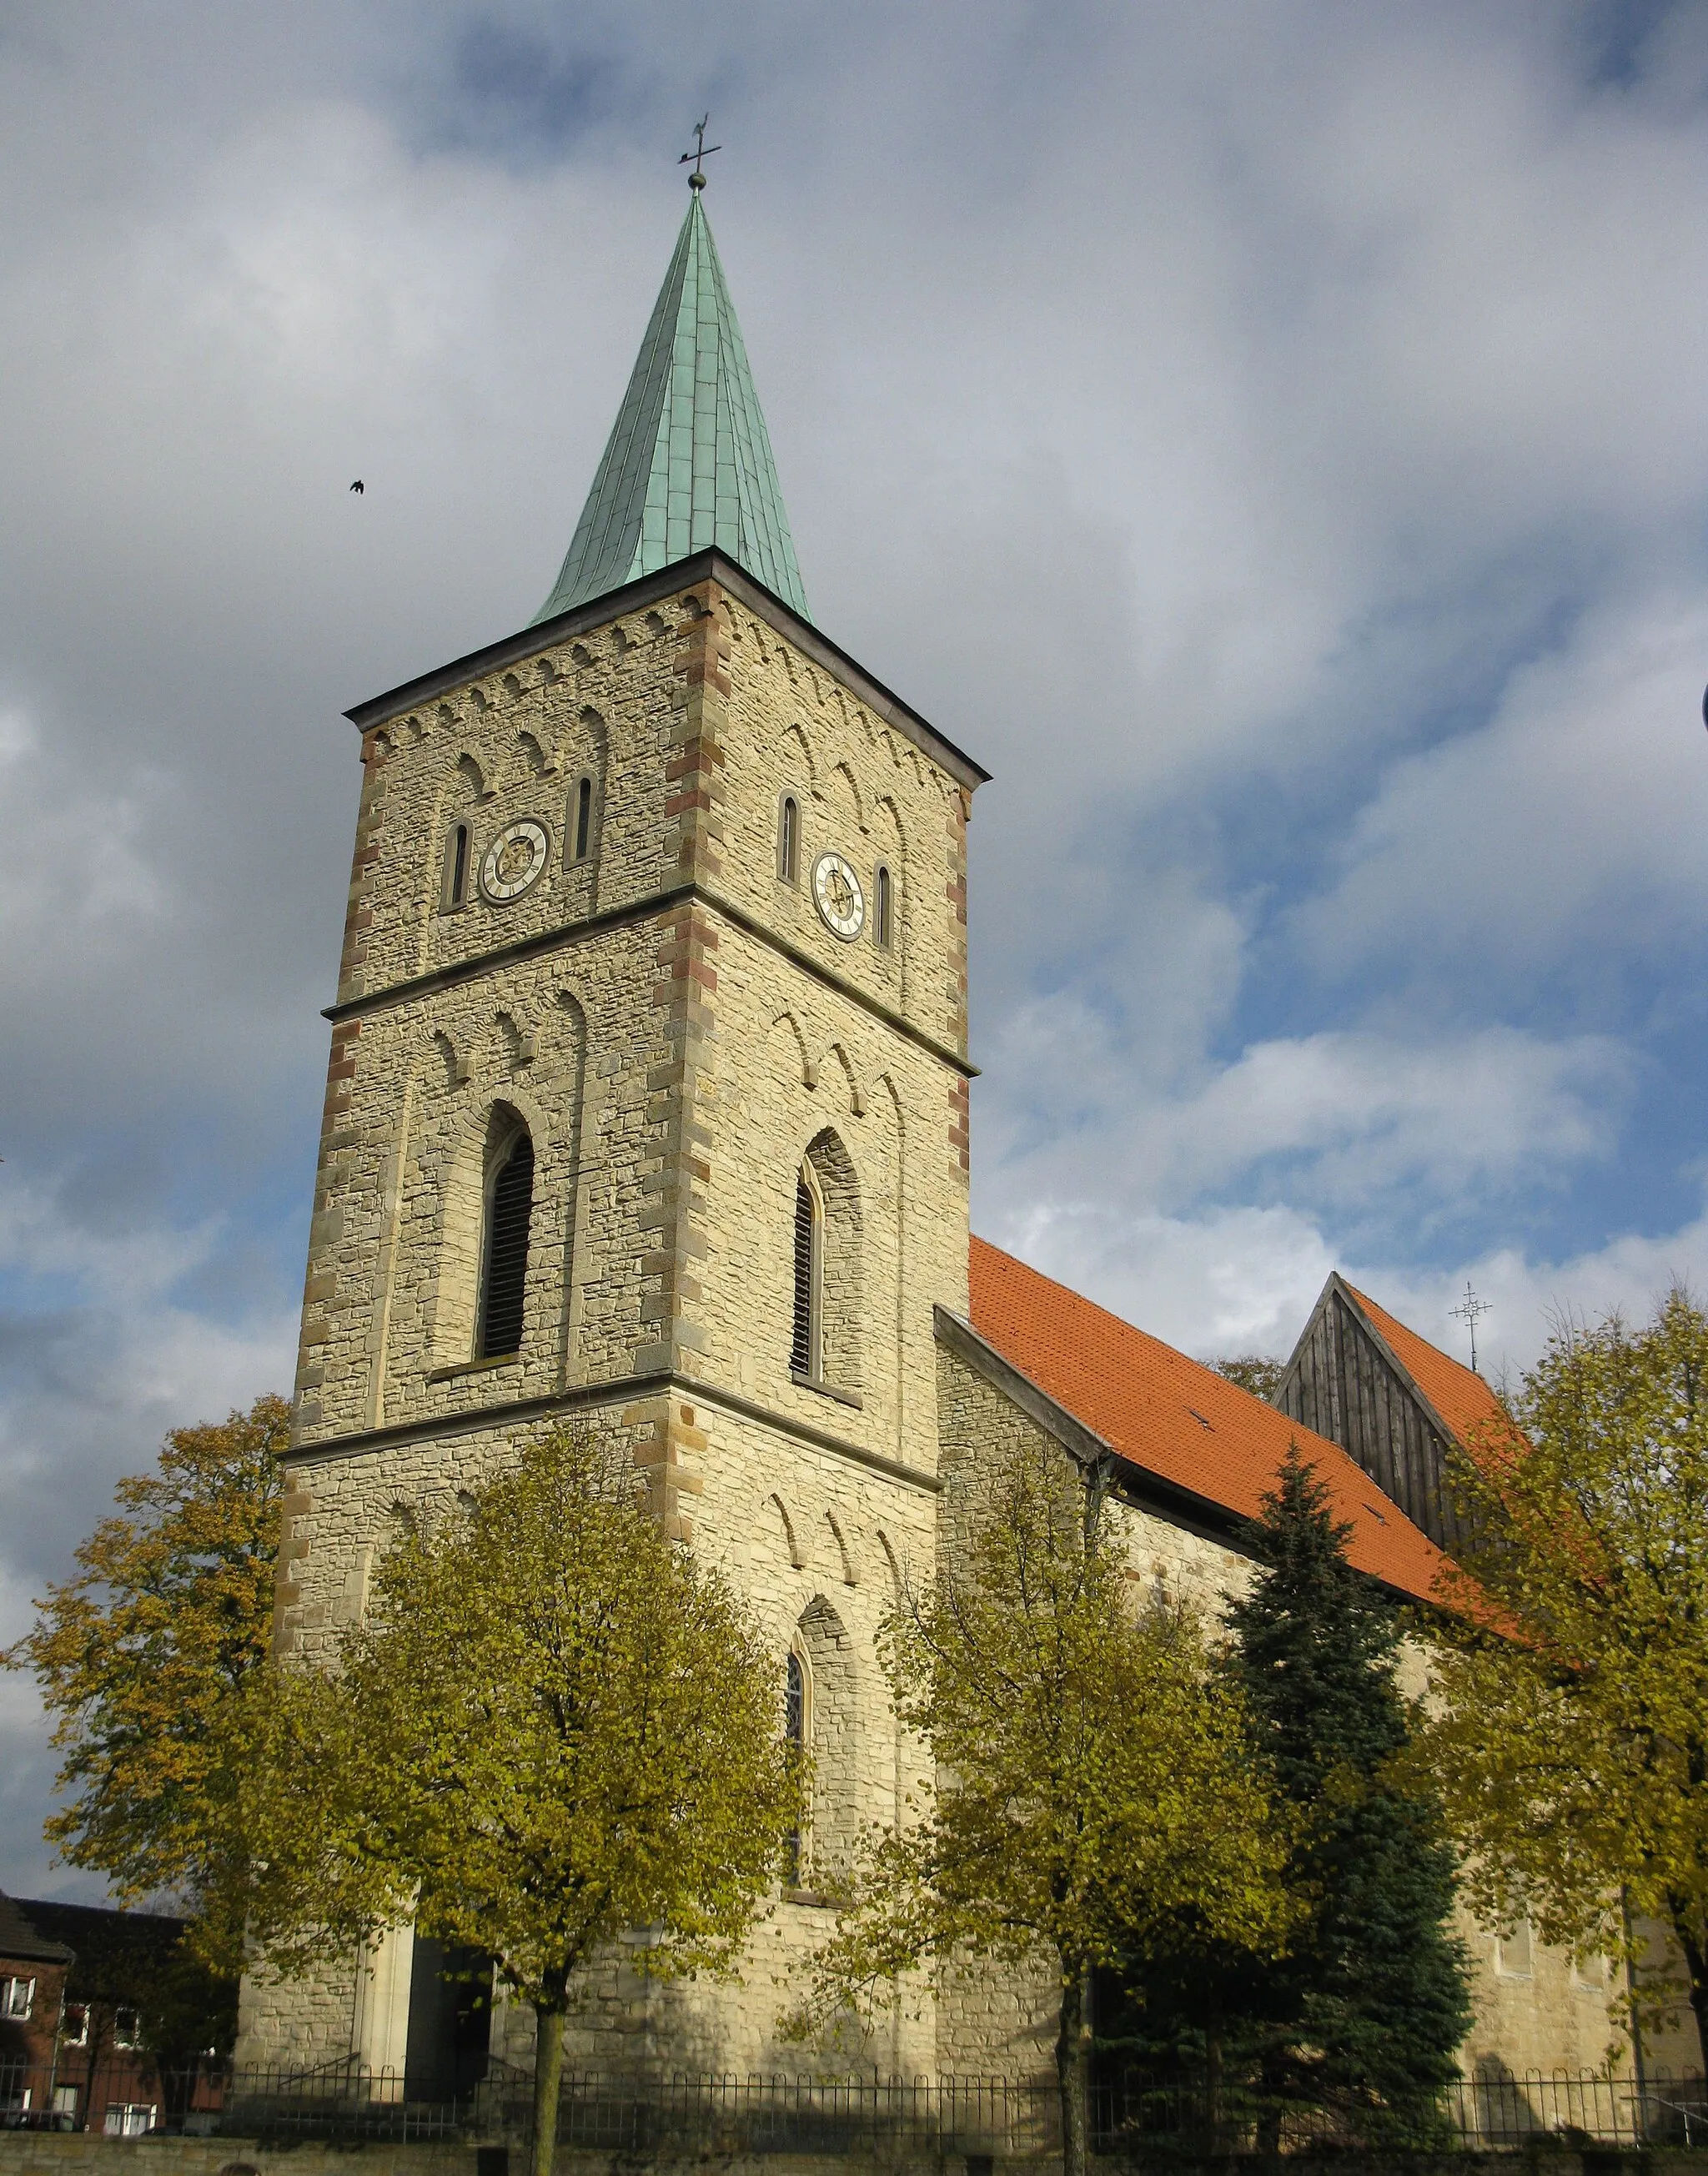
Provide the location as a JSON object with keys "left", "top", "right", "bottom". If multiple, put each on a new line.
{"left": 534, "top": 189, "right": 811, "bottom": 624}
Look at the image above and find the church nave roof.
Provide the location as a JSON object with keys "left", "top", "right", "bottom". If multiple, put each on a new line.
{"left": 964, "top": 1236, "right": 1451, "bottom": 1606}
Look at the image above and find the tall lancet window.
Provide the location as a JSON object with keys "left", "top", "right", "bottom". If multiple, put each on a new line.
{"left": 873, "top": 863, "right": 892, "bottom": 950}
{"left": 791, "top": 1171, "right": 821, "bottom": 1378}
{"left": 478, "top": 1116, "right": 535, "bottom": 1359}
{"left": 784, "top": 1649, "right": 806, "bottom": 1885}
{"left": 778, "top": 795, "right": 800, "bottom": 884}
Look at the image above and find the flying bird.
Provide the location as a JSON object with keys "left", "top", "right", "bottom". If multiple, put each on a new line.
{"left": 349, "top": 480, "right": 364, "bottom": 495}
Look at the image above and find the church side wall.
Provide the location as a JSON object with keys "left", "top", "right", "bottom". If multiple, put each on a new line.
{"left": 932, "top": 1345, "right": 1634, "bottom": 2092}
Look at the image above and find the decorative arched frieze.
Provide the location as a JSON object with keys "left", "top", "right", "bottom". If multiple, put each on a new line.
{"left": 825, "top": 1510, "right": 859, "bottom": 1587}
{"left": 433, "top": 1029, "right": 471, "bottom": 1090}
{"left": 782, "top": 721, "right": 818, "bottom": 792}
{"left": 495, "top": 1010, "right": 536, "bottom": 1070}
{"left": 831, "top": 760, "right": 866, "bottom": 835}
{"left": 820, "top": 1041, "right": 867, "bottom": 1118}
{"left": 770, "top": 1492, "right": 808, "bottom": 1570}
{"left": 772, "top": 1011, "right": 817, "bottom": 1091}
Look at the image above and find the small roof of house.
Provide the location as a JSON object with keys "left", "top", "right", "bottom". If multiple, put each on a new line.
{"left": 0, "top": 1891, "right": 74, "bottom": 1967}
{"left": 964, "top": 1237, "right": 1452, "bottom": 1607}
{"left": 1340, "top": 1280, "right": 1510, "bottom": 1449}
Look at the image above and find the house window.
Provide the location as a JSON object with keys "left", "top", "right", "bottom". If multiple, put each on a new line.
{"left": 2, "top": 1977, "right": 34, "bottom": 2019}
{"left": 791, "top": 1172, "right": 821, "bottom": 1378}
{"left": 113, "top": 2008, "right": 140, "bottom": 2050}
{"left": 778, "top": 795, "right": 800, "bottom": 884}
{"left": 1496, "top": 1921, "right": 1534, "bottom": 1980}
{"left": 873, "top": 863, "right": 892, "bottom": 949}
{"left": 443, "top": 822, "right": 470, "bottom": 910}
{"left": 571, "top": 776, "right": 594, "bottom": 862}
{"left": 476, "top": 1118, "right": 535, "bottom": 1359}
{"left": 62, "top": 2003, "right": 88, "bottom": 2047}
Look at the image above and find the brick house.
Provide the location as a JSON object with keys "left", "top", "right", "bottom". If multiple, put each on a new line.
{"left": 0, "top": 1892, "right": 73, "bottom": 2118}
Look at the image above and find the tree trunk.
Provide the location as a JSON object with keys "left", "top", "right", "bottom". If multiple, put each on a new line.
{"left": 1670, "top": 1910, "right": 1708, "bottom": 2077}
{"left": 1204, "top": 2031, "right": 1225, "bottom": 2154}
{"left": 530, "top": 1984, "right": 568, "bottom": 2176}
{"left": 1055, "top": 1969, "right": 1091, "bottom": 2176}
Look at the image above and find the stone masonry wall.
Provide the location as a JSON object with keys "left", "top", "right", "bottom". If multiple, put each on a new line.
{"left": 251, "top": 575, "right": 975, "bottom": 2080}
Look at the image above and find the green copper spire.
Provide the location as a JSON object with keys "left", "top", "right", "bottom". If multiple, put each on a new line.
{"left": 534, "top": 188, "right": 811, "bottom": 624}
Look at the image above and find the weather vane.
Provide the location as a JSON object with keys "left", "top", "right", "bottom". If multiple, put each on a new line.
{"left": 679, "top": 115, "right": 721, "bottom": 190}
{"left": 1449, "top": 1281, "right": 1491, "bottom": 1374}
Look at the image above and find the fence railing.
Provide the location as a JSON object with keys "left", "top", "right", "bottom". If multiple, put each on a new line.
{"left": 3, "top": 2057, "right": 1705, "bottom": 2153}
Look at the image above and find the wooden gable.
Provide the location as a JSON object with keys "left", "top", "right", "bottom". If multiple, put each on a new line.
{"left": 1275, "top": 1274, "right": 1471, "bottom": 1558}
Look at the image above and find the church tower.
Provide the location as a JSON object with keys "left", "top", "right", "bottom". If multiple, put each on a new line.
{"left": 245, "top": 173, "right": 987, "bottom": 2082}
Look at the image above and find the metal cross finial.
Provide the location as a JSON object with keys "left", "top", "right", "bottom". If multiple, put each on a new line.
{"left": 1449, "top": 1281, "right": 1492, "bottom": 1374}
{"left": 679, "top": 115, "right": 722, "bottom": 189}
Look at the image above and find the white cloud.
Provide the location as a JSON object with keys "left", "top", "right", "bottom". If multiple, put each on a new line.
{"left": 1293, "top": 592, "right": 1708, "bottom": 993}
{"left": 982, "top": 1011, "right": 1629, "bottom": 1229}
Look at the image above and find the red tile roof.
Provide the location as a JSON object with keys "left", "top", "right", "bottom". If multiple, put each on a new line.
{"left": 966, "top": 1237, "right": 1452, "bottom": 1607}
{"left": 1342, "top": 1282, "right": 1509, "bottom": 1450}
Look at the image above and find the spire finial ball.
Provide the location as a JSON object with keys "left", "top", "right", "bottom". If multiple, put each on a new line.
{"left": 689, "top": 168, "right": 706, "bottom": 189}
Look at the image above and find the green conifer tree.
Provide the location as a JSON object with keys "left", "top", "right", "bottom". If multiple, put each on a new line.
{"left": 1222, "top": 1445, "right": 1471, "bottom": 2143}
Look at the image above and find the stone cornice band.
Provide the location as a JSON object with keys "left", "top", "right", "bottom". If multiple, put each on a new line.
{"left": 285, "top": 1369, "right": 943, "bottom": 1496}
{"left": 324, "top": 880, "right": 979, "bottom": 1078}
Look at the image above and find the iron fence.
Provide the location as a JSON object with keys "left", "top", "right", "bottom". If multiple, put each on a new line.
{"left": 3, "top": 2056, "right": 1705, "bottom": 2153}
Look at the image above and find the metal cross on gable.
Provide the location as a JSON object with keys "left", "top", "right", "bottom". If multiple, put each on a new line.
{"left": 679, "top": 115, "right": 722, "bottom": 188}
{"left": 1449, "top": 1280, "right": 1492, "bottom": 1374}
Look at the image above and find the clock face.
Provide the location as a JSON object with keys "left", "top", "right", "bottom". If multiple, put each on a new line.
{"left": 480, "top": 819, "right": 550, "bottom": 904}
{"left": 811, "top": 851, "right": 866, "bottom": 942}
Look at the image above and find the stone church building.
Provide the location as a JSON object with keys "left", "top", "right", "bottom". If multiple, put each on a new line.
{"left": 238, "top": 180, "right": 1657, "bottom": 2093}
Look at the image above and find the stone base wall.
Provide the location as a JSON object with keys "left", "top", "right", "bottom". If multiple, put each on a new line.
{"left": 8, "top": 2138, "right": 1708, "bottom": 2176}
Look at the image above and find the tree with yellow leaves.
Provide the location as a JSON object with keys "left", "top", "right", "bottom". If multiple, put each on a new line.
{"left": 240, "top": 1428, "right": 804, "bottom": 2176}
{"left": 788, "top": 1438, "right": 1294, "bottom": 2176}
{"left": 1419, "top": 1287, "right": 1708, "bottom": 2064}
{"left": 3, "top": 1394, "right": 286, "bottom": 1958}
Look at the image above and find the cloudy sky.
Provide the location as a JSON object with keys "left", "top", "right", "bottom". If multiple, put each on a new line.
{"left": 4, "top": 0, "right": 1708, "bottom": 1893}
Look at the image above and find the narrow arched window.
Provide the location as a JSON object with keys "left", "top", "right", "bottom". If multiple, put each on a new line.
{"left": 477, "top": 1122, "right": 535, "bottom": 1359}
{"left": 572, "top": 776, "right": 593, "bottom": 862}
{"left": 778, "top": 795, "right": 799, "bottom": 884}
{"left": 791, "top": 1171, "right": 820, "bottom": 1378}
{"left": 786, "top": 1651, "right": 805, "bottom": 1746}
{"left": 873, "top": 863, "right": 892, "bottom": 949}
{"left": 784, "top": 1650, "right": 806, "bottom": 1886}
{"left": 443, "top": 823, "right": 470, "bottom": 910}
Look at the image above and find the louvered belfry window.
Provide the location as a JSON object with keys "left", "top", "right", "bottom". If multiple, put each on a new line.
{"left": 574, "top": 776, "right": 592, "bottom": 860}
{"left": 791, "top": 1173, "right": 818, "bottom": 1376}
{"left": 445, "top": 822, "right": 470, "bottom": 908}
{"left": 478, "top": 1126, "right": 535, "bottom": 1359}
